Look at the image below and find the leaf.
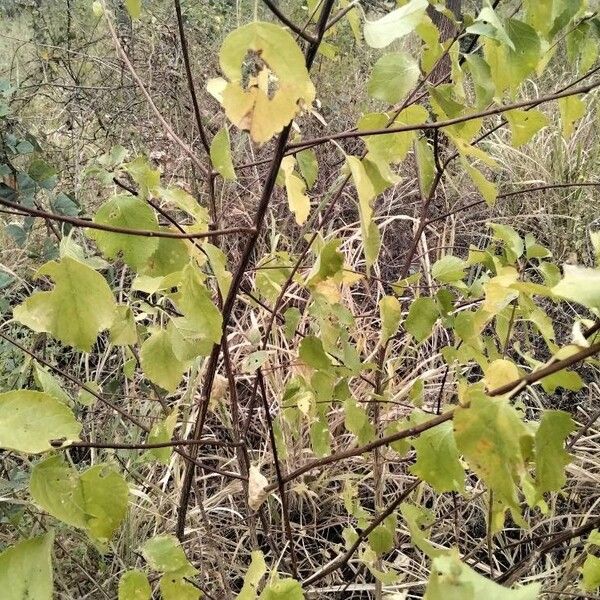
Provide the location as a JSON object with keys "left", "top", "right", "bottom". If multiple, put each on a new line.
{"left": 142, "top": 534, "right": 196, "bottom": 575}
{"left": 559, "top": 94, "right": 586, "bottom": 138}
{"left": 125, "top": 0, "right": 141, "bottom": 19}
{"left": 0, "top": 390, "right": 80, "bottom": 453}
{"left": 406, "top": 297, "right": 438, "bottom": 342}
{"left": 140, "top": 328, "right": 188, "bottom": 392}
{"left": 30, "top": 455, "right": 128, "bottom": 544}
{"left": 400, "top": 502, "right": 442, "bottom": 558}
{"left": 299, "top": 336, "right": 332, "bottom": 370}
{"left": 368, "top": 514, "right": 396, "bottom": 555}
{"left": 483, "top": 359, "right": 519, "bottom": 391}
{"left": 410, "top": 418, "right": 465, "bottom": 494}
{"left": 415, "top": 137, "right": 435, "bottom": 197}
{"left": 141, "top": 234, "right": 190, "bottom": 278}
{"left": 89, "top": 195, "right": 159, "bottom": 269}
{"left": 0, "top": 533, "right": 54, "bottom": 600}
{"left": 467, "top": 5, "right": 515, "bottom": 50}
{"left": 424, "top": 552, "right": 541, "bottom": 599}
{"left": 363, "top": 0, "right": 428, "bottom": 49}
{"left": 33, "top": 363, "right": 72, "bottom": 405}
{"left": 13, "top": 256, "right": 117, "bottom": 352}
{"left": 454, "top": 395, "right": 532, "bottom": 527}
{"left": 281, "top": 156, "right": 310, "bottom": 225}
{"left": 160, "top": 574, "right": 200, "bottom": 600}
{"left": 258, "top": 578, "right": 304, "bottom": 600}
{"left": 119, "top": 570, "right": 151, "bottom": 600}
{"left": 175, "top": 263, "right": 223, "bottom": 343}
{"left": 109, "top": 304, "right": 138, "bottom": 346}
{"left": 243, "top": 350, "right": 270, "bottom": 373}
{"left": 582, "top": 554, "right": 600, "bottom": 592}
{"left": 488, "top": 222, "right": 524, "bottom": 262}
{"left": 237, "top": 550, "right": 267, "bottom": 600}
{"left": 204, "top": 242, "right": 232, "bottom": 298}
{"left": 147, "top": 409, "right": 178, "bottom": 464}
{"left": 218, "top": 22, "right": 315, "bottom": 143}
{"left": 462, "top": 159, "right": 498, "bottom": 206}
{"left": 124, "top": 156, "right": 160, "bottom": 198}
{"left": 248, "top": 464, "right": 270, "bottom": 511}
{"left": 210, "top": 127, "right": 236, "bottom": 180}
{"left": 296, "top": 149, "right": 318, "bottom": 189}
{"left": 368, "top": 52, "right": 420, "bottom": 104}
{"left": 344, "top": 398, "right": 375, "bottom": 445}
{"left": 553, "top": 265, "right": 600, "bottom": 312}
{"left": 505, "top": 109, "right": 548, "bottom": 147}
{"left": 464, "top": 54, "right": 495, "bottom": 109}
{"left": 534, "top": 410, "right": 575, "bottom": 494}
{"left": 379, "top": 295, "right": 401, "bottom": 345}
{"left": 431, "top": 255, "right": 467, "bottom": 284}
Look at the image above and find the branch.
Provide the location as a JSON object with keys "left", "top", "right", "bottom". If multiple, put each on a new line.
{"left": 267, "top": 340, "right": 600, "bottom": 493}
{"left": 0, "top": 197, "right": 255, "bottom": 239}
{"left": 288, "top": 80, "right": 600, "bottom": 151}
{"left": 262, "top": 0, "right": 317, "bottom": 43}
{"left": 52, "top": 438, "right": 241, "bottom": 450}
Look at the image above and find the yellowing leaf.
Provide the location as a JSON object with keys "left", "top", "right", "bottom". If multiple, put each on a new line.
{"left": 483, "top": 359, "right": 519, "bottom": 391}
{"left": 125, "top": 0, "right": 141, "bottom": 19}
{"left": 30, "top": 455, "right": 128, "bottom": 544}
{"left": 368, "top": 52, "right": 420, "bottom": 104}
{"left": 140, "top": 328, "right": 189, "bottom": 392}
{"left": 258, "top": 577, "right": 304, "bottom": 600}
{"left": 210, "top": 127, "right": 236, "bottom": 180}
{"left": 147, "top": 409, "right": 178, "bottom": 465}
{"left": 160, "top": 575, "right": 200, "bottom": 600}
{"left": 110, "top": 304, "right": 138, "bottom": 346}
{"left": 461, "top": 158, "right": 498, "bottom": 206}
{"left": 534, "top": 410, "right": 574, "bottom": 494}
{"left": 583, "top": 553, "right": 600, "bottom": 592}
{"left": 13, "top": 257, "right": 116, "bottom": 352}
{"left": 364, "top": 0, "right": 428, "bottom": 49}
{"left": 296, "top": 148, "right": 318, "bottom": 189}
{"left": 424, "top": 552, "right": 541, "bottom": 599}
{"left": 431, "top": 255, "right": 467, "bottom": 284}
{"left": 379, "top": 295, "right": 401, "bottom": 345}
{"left": 0, "top": 533, "right": 54, "bottom": 600}
{"left": 248, "top": 464, "right": 270, "bottom": 511}
{"left": 141, "top": 534, "right": 196, "bottom": 575}
{"left": 406, "top": 297, "right": 438, "bottom": 342}
{"left": 281, "top": 156, "right": 310, "bottom": 225}
{"left": 0, "top": 390, "right": 80, "bottom": 453}
{"left": 218, "top": 22, "right": 315, "bottom": 143}
{"left": 553, "top": 265, "right": 600, "bottom": 312}
{"left": 237, "top": 550, "right": 267, "bottom": 600}
{"left": 559, "top": 94, "right": 586, "bottom": 138}
{"left": 119, "top": 570, "right": 151, "bottom": 600}
{"left": 505, "top": 109, "right": 548, "bottom": 147}
{"left": 89, "top": 195, "right": 159, "bottom": 269}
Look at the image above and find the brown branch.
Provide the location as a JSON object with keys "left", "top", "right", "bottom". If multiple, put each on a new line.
{"left": 0, "top": 197, "right": 255, "bottom": 239}
{"left": 288, "top": 80, "right": 600, "bottom": 151}
{"left": 262, "top": 0, "right": 317, "bottom": 43}
{"left": 52, "top": 438, "right": 241, "bottom": 450}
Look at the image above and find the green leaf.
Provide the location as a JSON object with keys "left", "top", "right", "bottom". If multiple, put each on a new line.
{"left": 296, "top": 149, "right": 318, "bottom": 189}
{"left": 89, "top": 195, "right": 159, "bottom": 269}
{"left": 147, "top": 409, "right": 178, "bottom": 464}
{"left": 488, "top": 222, "right": 524, "bottom": 262}
{"left": 415, "top": 137, "right": 435, "bottom": 197}
{"left": 454, "top": 395, "right": 532, "bottom": 528}
{"left": 344, "top": 398, "right": 375, "bottom": 445}
{"left": 124, "top": 157, "right": 160, "bottom": 197}
{"left": 505, "top": 109, "right": 548, "bottom": 147}
{"left": 553, "top": 265, "right": 600, "bottom": 311}
{"left": 0, "top": 533, "right": 54, "bottom": 600}
{"left": 431, "top": 255, "right": 467, "bottom": 284}
{"left": 33, "top": 363, "right": 72, "bottom": 405}
{"left": 175, "top": 263, "right": 222, "bottom": 344}
{"left": 424, "top": 552, "right": 541, "bottom": 599}
{"left": 306, "top": 239, "right": 344, "bottom": 286}
{"left": 464, "top": 54, "right": 495, "bottom": 109}
{"left": 13, "top": 256, "right": 117, "bottom": 352}
{"left": 141, "top": 534, "right": 196, "bottom": 575}
{"left": 410, "top": 418, "right": 464, "bottom": 493}
{"left": 281, "top": 156, "right": 310, "bottom": 225}
{"left": 109, "top": 304, "right": 138, "bottom": 346}
{"left": 534, "top": 410, "right": 575, "bottom": 494}
{"left": 237, "top": 550, "right": 267, "bottom": 600}
{"left": 467, "top": 6, "right": 515, "bottom": 50}
{"left": 400, "top": 502, "right": 442, "bottom": 558}
{"left": 243, "top": 350, "right": 270, "bottom": 373}
{"left": 379, "top": 295, "right": 401, "bottom": 345}
{"left": 582, "top": 554, "right": 600, "bottom": 592}
{"left": 140, "top": 328, "right": 189, "bottom": 392}
{"left": 406, "top": 297, "right": 438, "bottom": 342}
{"left": 368, "top": 52, "right": 420, "bottom": 104}
{"left": 204, "top": 242, "right": 232, "bottom": 298}
{"left": 368, "top": 514, "right": 396, "bottom": 555}
{"left": 30, "top": 455, "right": 128, "bottom": 544}
{"left": 217, "top": 22, "right": 315, "bottom": 143}
{"left": 125, "top": 0, "right": 141, "bottom": 19}
{"left": 299, "top": 336, "right": 332, "bottom": 370}
{"left": 363, "top": 0, "right": 428, "bottom": 49}
{"left": 119, "top": 570, "right": 151, "bottom": 600}
{"left": 210, "top": 127, "right": 236, "bottom": 180}
{"left": 160, "top": 574, "right": 200, "bottom": 600}
{"left": 0, "top": 390, "right": 80, "bottom": 453}
{"left": 559, "top": 94, "right": 586, "bottom": 138}
{"left": 258, "top": 577, "right": 304, "bottom": 600}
